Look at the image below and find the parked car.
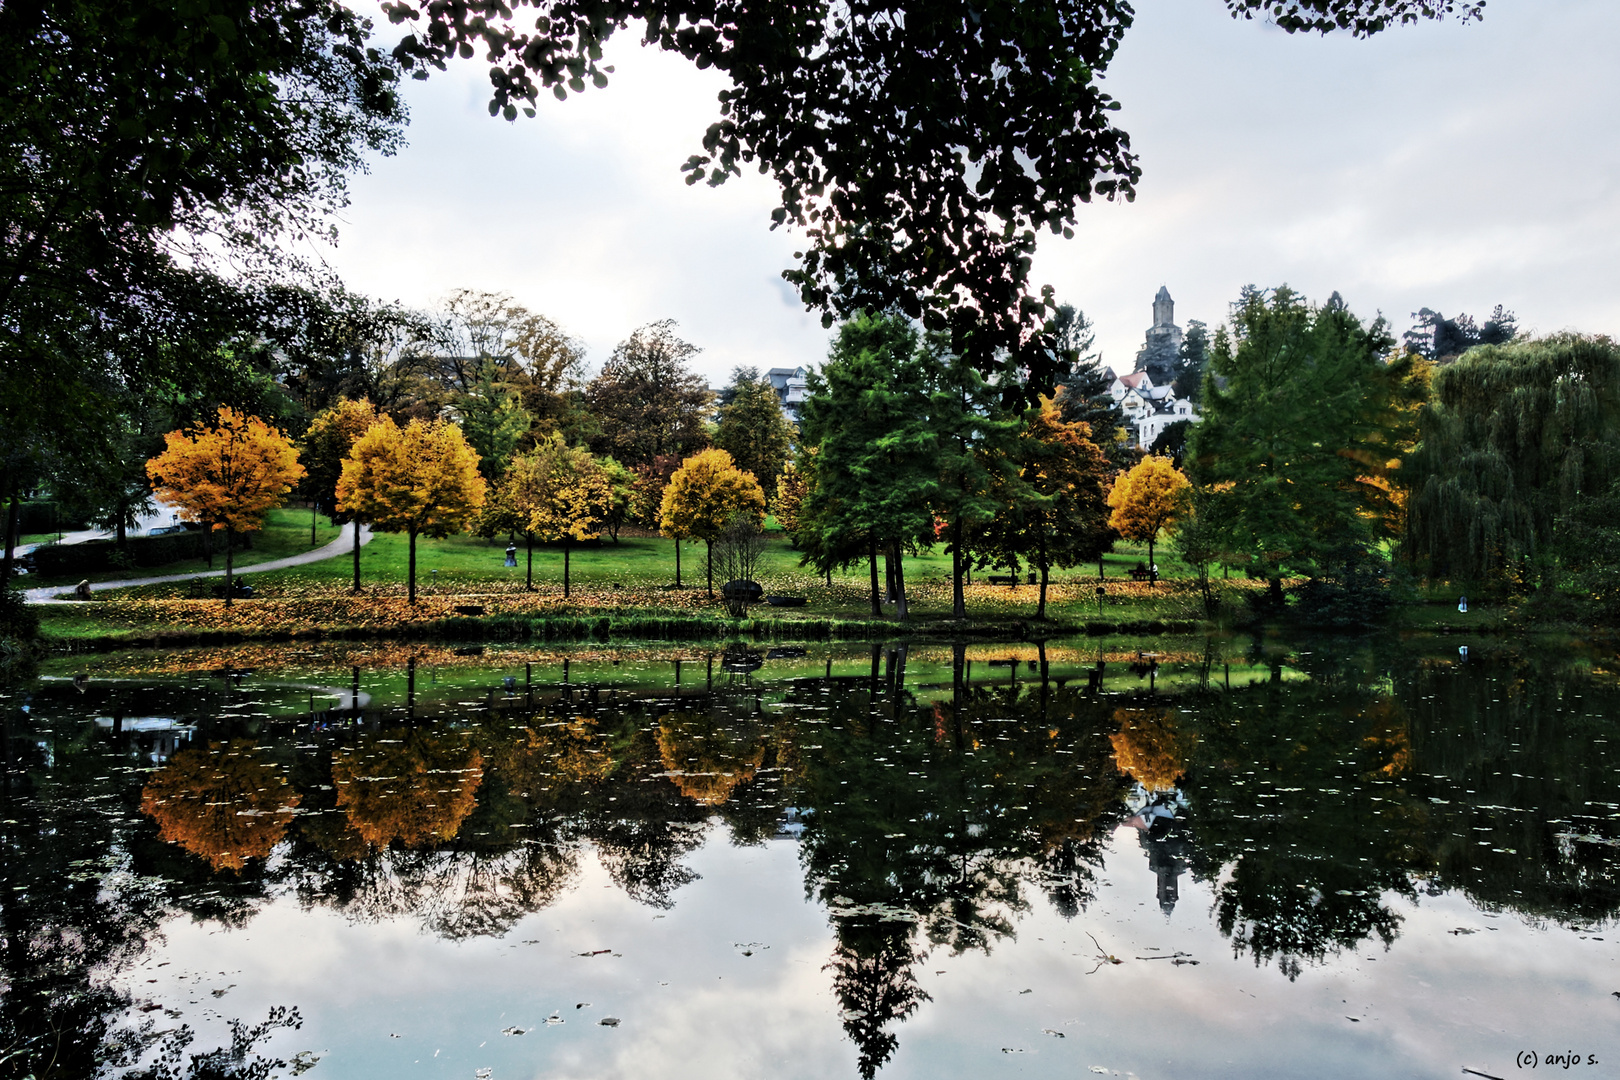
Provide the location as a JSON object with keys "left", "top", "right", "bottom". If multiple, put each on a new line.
{"left": 148, "top": 524, "right": 188, "bottom": 536}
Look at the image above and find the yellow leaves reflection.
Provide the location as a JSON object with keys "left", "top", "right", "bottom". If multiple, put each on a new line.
{"left": 657, "top": 712, "right": 766, "bottom": 806}
{"left": 331, "top": 728, "right": 484, "bottom": 849}
{"left": 1110, "top": 707, "right": 1193, "bottom": 792}
{"left": 140, "top": 739, "right": 300, "bottom": 871}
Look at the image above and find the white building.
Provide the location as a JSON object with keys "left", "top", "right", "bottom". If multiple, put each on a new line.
{"left": 1105, "top": 368, "right": 1198, "bottom": 449}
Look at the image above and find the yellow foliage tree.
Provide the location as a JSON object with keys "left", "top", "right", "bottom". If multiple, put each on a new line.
{"left": 140, "top": 740, "right": 301, "bottom": 871}
{"left": 500, "top": 433, "right": 612, "bottom": 598}
{"left": 300, "top": 397, "right": 380, "bottom": 591}
{"left": 146, "top": 406, "right": 305, "bottom": 606}
{"left": 335, "top": 416, "right": 487, "bottom": 603}
{"left": 331, "top": 727, "right": 485, "bottom": 849}
{"left": 658, "top": 448, "right": 766, "bottom": 597}
{"left": 1106, "top": 454, "right": 1189, "bottom": 578}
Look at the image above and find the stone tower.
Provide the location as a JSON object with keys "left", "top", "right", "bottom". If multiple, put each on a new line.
{"left": 1152, "top": 285, "right": 1174, "bottom": 329}
{"left": 1134, "top": 285, "right": 1183, "bottom": 385}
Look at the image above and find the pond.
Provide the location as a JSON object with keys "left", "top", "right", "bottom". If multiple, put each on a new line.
{"left": 1, "top": 636, "right": 1616, "bottom": 1080}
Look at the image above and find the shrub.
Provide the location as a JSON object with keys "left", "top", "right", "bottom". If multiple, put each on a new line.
{"left": 30, "top": 531, "right": 251, "bottom": 577}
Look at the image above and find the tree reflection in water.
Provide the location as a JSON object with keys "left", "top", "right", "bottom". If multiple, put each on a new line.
{"left": 3, "top": 638, "right": 1618, "bottom": 1076}
{"left": 140, "top": 740, "right": 300, "bottom": 871}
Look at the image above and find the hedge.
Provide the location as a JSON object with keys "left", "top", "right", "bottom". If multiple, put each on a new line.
{"left": 31, "top": 530, "right": 251, "bottom": 577}
{"left": 15, "top": 501, "right": 90, "bottom": 536}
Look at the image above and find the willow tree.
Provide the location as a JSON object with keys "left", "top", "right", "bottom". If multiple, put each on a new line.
{"left": 1404, "top": 334, "right": 1620, "bottom": 589}
{"left": 1186, "top": 287, "right": 1418, "bottom": 605}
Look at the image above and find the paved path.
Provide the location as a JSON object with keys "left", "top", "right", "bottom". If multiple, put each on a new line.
{"left": 25, "top": 524, "right": 373, "bottom": 605}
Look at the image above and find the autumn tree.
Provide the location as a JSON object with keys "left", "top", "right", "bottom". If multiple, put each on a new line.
{"left": 586, "top": 321, "right": 713, "bottom": 468}
{"left": 146, "top": 405, "right": 305, "bottom": 606}
{"left": 714, "top": 368, "right": 796, "bottom": 500}
{"left": 300, "top": 397, "right": 379, "bottom": 590}
{"left": 335, "top": 416, "right": 487, "bottom": 603}
{"left": 597, "top": 455, "right": 637, "bottom": 542}
{"left": 773, "top": 455, "right": 812, "bottom": 544}
{"left": 1106, "top": 455, "right": 1188, "bottom": 579}
{"left": 522, "top": 434, "right": 613, "bottom": 598}
{"left": 979, "top": 400, "right": 1114, "bottom": 618}
{"left": 659, "top": 448, "right": 766, "bottom": 598}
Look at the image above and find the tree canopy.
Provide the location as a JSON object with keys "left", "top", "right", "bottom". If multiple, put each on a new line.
{"left": 1405, "top": 334, "right": 1620, "bottom": 588}
{"left": 714, "top": 369, "right": 796, "bottom": 501}
{"left": 336, "top": 416, "right": 487, "bottom": 602}
{"left": 146, "top": 405, "right": 305, "bottom": 603}
{"left": 1106, "top": 454, "right": 1187, "bottom": 575}
{"left": 586, "top": 320, "right": 713, "bottom": 469}
{"left": 1187, "top": 287, "right": 1416, "bottom": 593}
{"left": 659, "top": 448, "right": 766, "bottom": 597}
{"left": 382, "top": 0, "right": 1473, "bottom": 386}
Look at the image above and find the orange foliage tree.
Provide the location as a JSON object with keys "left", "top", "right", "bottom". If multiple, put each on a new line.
{"left": 145, "top": 406, "right": 305, "bottom": 605}
{"left": 331, "top": 728, "right": 485, "bottom": 849}
{"left": 1106, "top": 454, "right": 1189, "bottom": 578}
{"left": 140, "top": 740, "right": 301, "bottom": 871}
{"left": 335, "top": 416, "right": 487, "bottom": 603}
{"left": 301, "top": 398, "right": 380, "bottom": 591}
{"left": 658, "top": 448, "right": 766, "bottom": 597}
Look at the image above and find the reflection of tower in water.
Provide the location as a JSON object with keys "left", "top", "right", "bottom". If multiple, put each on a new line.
{"left": 1125, "top": 788, "right": 1193, "bottom": 916}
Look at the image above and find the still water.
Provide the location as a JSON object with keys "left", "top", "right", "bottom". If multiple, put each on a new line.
{"left": 1, "top": 637, "right": 1616, "bottom": 1080}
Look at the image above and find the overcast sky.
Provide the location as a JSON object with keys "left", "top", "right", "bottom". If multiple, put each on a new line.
{"left": 317, "top": 0, "right": 1620, "bottom": 383}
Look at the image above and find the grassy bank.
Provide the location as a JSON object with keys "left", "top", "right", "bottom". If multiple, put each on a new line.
{"left": 33, "top": 515, "right": 1540, "bottom": 648}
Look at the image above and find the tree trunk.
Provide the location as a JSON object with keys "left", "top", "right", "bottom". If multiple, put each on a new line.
{"left": 408, "top": 527, "right": 418, "bottom": 605}
{"left": 675, "top": 538, "right": 682, "bottom": 588}
{"left": 951, "top": 518, "right": 966, "bottom": 619}
{"left": 563, "top": 541, "right": 572, "bottom": 598}
{"left": 706, "top": 540, "right": 714, "bottom": 598}
{"left": 0, "top": 476, "right": 17, "bottom": 584}
{"left": 1147, "top": 536, "right": 1156, "bottom": 585}
{"left": 893, "top": 539, "right": 908, "bottom": 622}
{"left": 114, "top": 517, "right": 126, "bottom": 549}
{"left": 1038, "top": 560, "right": 1050, "bottom": 620}
{"left": 525, "top": 532, "right": 534, "bottom": 590}
{"left": 203, "top": 521, "right": 213, "bottom": 569}
{"left": 867, "top": 534, "right": 881, "bottom": 616}
{"left": 351, "top": 520, "right": 362, "bottom": 593}
{"left": 883, "top": 548, "right": 896, "bottom": 602}
{"left": 311, "top": 503, "right": 318, "bottom": 546}
{"left": 1099, "top": 554, "right": 1105, "bottom": 579}
{"left": 1268, "top": 574, "right": 1283, "bottom": 610}
{"left": 223, "top": 527, "right": 235, "bottom": 608}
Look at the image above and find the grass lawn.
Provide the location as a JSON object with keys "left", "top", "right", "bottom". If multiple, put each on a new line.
{"left": 38, "top": 517, "right": 1228, "bottom": 642}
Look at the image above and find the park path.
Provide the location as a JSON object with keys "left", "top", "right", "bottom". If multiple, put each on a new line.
{"left": 25, "top": 524, "right": 373, "bottom": 605}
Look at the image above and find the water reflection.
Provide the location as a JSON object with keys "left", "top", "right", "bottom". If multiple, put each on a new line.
{"left": 1, "top": 638, "right": 1617, "bottom": 1077}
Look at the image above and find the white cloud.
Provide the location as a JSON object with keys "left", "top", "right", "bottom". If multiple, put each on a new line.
{"left": 322, "top": 1, "right": 1620, "bottom": 383}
